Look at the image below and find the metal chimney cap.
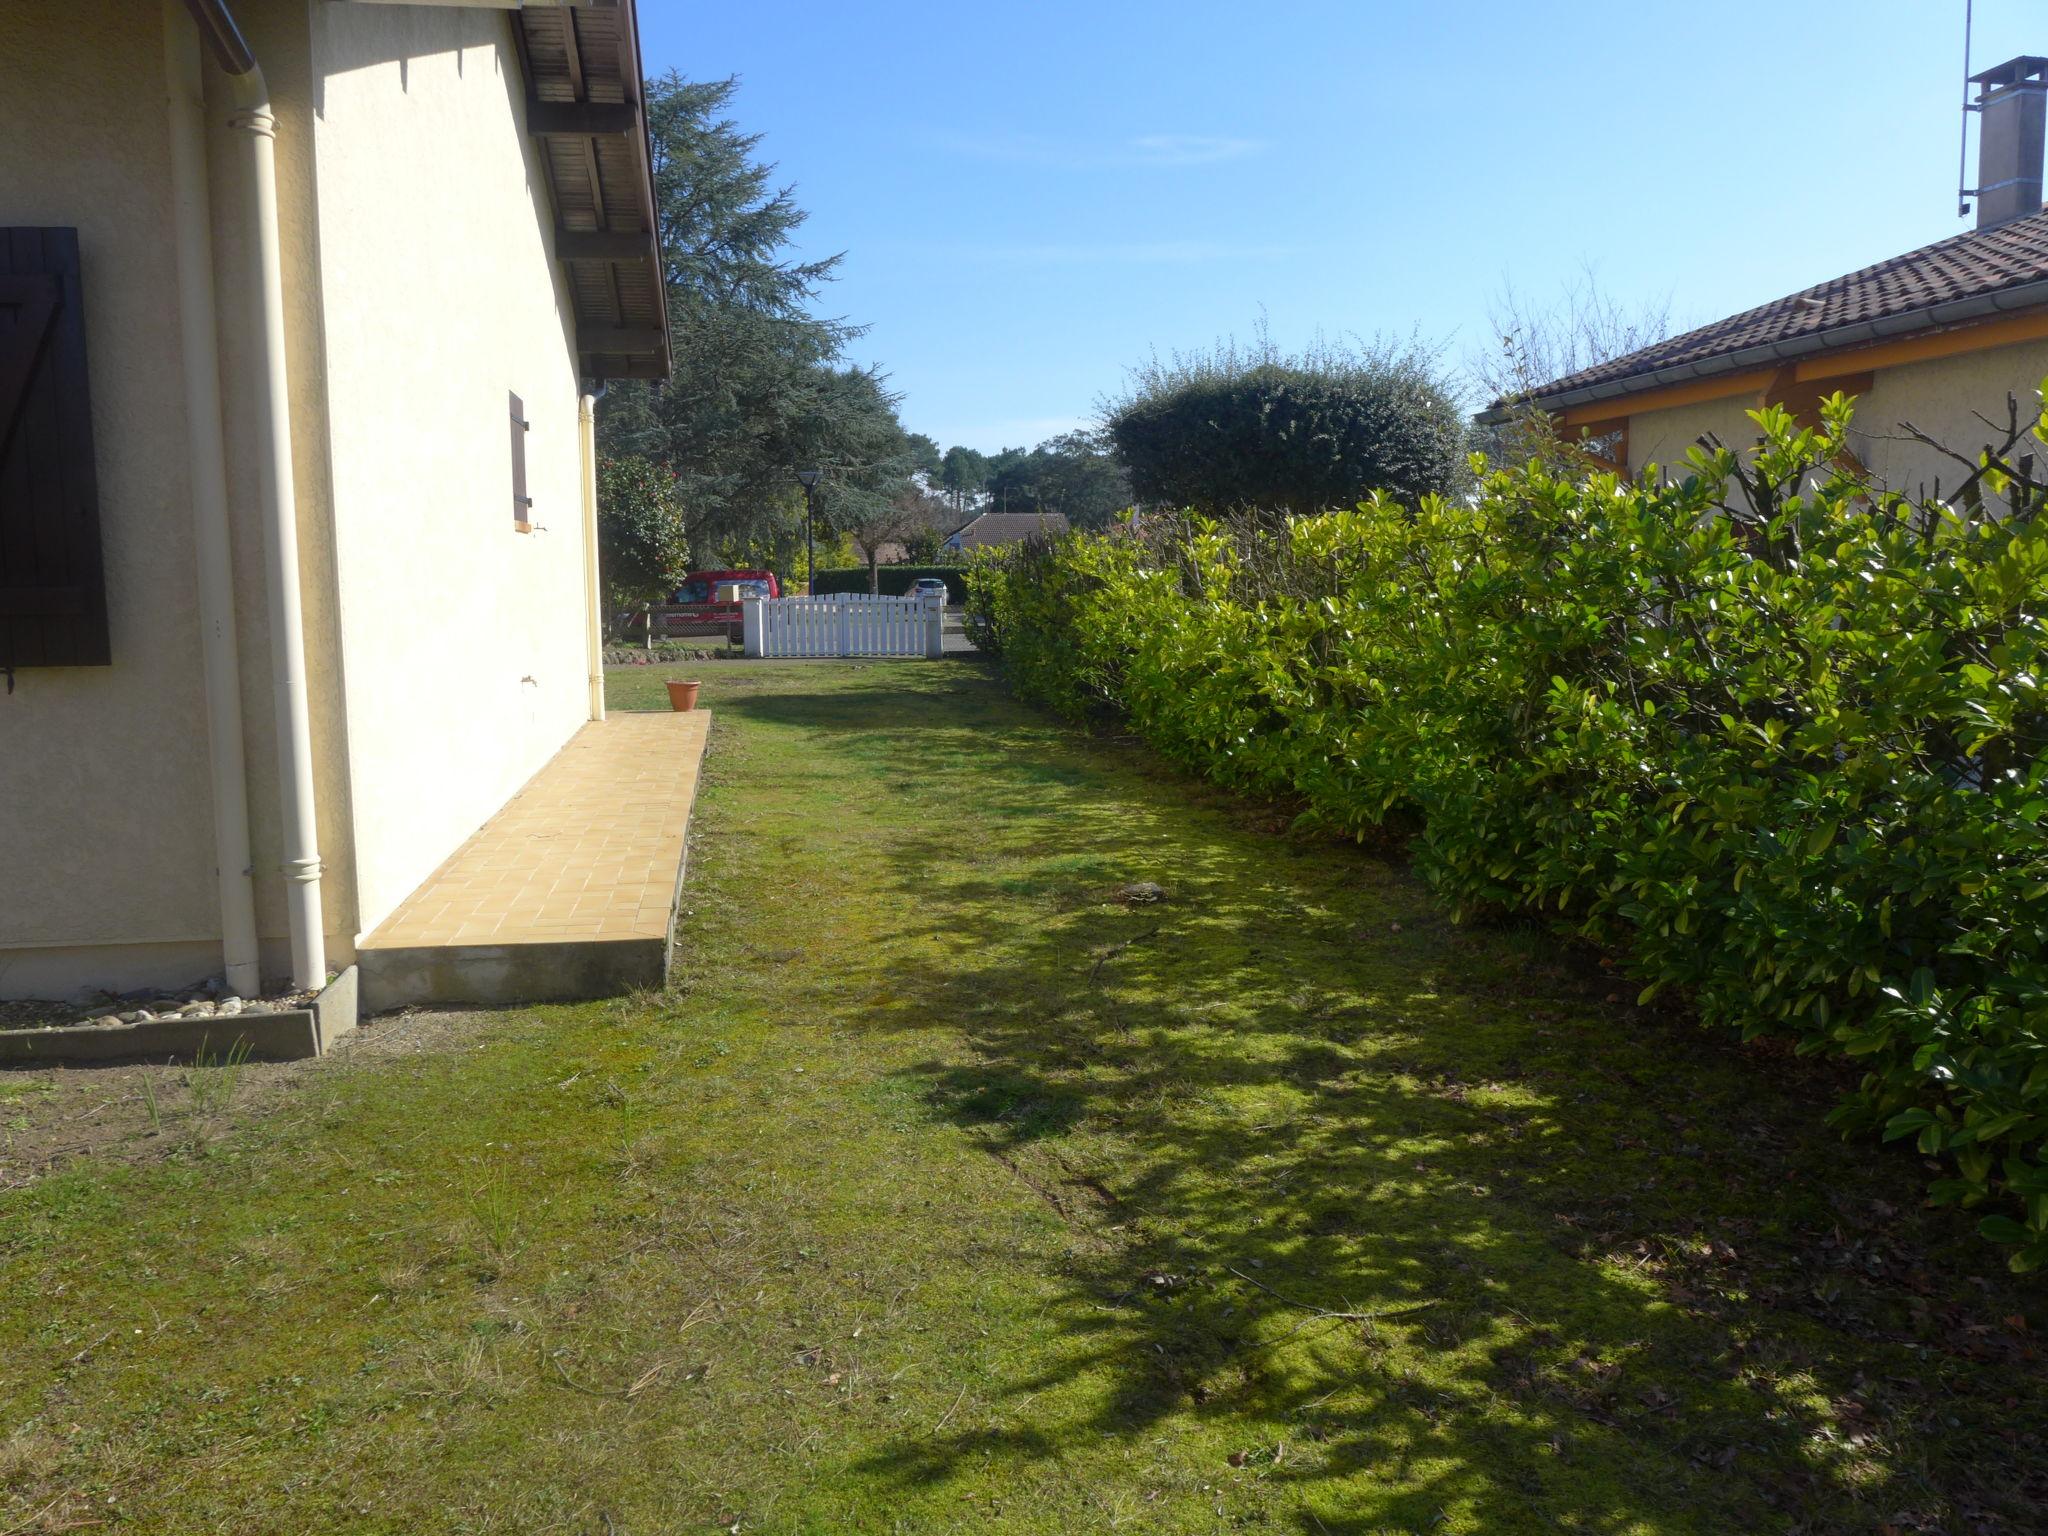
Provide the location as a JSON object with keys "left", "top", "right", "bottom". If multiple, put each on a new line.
{"left": 1971, "top": 56, "right": 2048, "bottom": 89}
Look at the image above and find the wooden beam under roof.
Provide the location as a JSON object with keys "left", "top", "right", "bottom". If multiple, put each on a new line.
{"left": 511, "top": 0, "right": 670, "bottom": 381}
{"left": 575, "top": 325, "right": 666, "bottom": 353}
{"left": 525, "top": 99, "right": 639, "bottom": 137}
{"left": 580, "top": 355, "right": 670, "bottom": 380}
{"left": 555, "top": 227, "right": 650, "bottom": 260}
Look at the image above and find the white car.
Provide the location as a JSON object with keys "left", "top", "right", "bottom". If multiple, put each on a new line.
{"left": 908, "top": 577, "right": 950, "bottom": 606}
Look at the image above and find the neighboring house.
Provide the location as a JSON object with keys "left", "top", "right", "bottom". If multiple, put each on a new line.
{"left": 1483, "top": 55, "right": 2048, "bottom": 497}
{"left": 0, "top": 0, "right": 668, "bottom": 999}
{"left": 943, "top": 511, "right": 1072, "bottom": 553}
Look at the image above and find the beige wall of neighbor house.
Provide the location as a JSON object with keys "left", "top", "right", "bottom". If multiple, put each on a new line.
{"left": 309, "top": 2, "right": 595, "bottom": 937}
{"left": 1848, "top": 338, "right": 2048, "bottom": 497}
{"left": 1623, "top": 334, "right": 2048, "bottom": 504}
{"left": 1625, "top": 394, "right": 1764, "bottom": 480}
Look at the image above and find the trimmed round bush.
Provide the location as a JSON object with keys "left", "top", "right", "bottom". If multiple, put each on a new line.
{"left": 1104, "top": 338, "right": 1466, "bottom": 515}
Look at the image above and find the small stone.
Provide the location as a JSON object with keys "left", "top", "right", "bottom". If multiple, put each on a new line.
{"left": 90, "top": 1014, "right": 123, "bottom": 1028}
{"left": 179, "top": 1000, "right": 215, "bottom": 1017}
{"left": 217, "top": 996, "right": 244, "bottom": 1016}
{"left": 117, "top": 1010, "right": 154, "bottom": 1023}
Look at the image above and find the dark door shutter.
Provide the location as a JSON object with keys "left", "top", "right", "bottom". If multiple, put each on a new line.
{"left": 0, "top": 228, "right": 108, "bottom": 667}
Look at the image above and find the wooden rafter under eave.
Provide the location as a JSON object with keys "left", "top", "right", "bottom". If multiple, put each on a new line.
{"left": 508, "top": 0, "right": 671, "bottom": 384}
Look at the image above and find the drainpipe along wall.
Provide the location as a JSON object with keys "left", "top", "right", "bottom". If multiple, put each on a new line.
{"left": 578, "top": 390, "right": 606, "bottom": 722}
{"left": 178, "top": 0, "right": 327, "bottom": 990}
{"left": 163, "top": 1, "right": 260, "bottom": 998}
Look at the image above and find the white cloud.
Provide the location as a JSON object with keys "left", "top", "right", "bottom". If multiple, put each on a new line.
{"left": 1124, "top": 133, "right": 1264, "bottom": 166}
{"left": 905, "top": 239, "right": 1301, "bottom": 266}
{"left": 946, "top": 132, "right": 1268, "bottom": 169}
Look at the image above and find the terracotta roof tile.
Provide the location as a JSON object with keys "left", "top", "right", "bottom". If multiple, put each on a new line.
{"left": 1524, "top": 208, "right": 2048, "bottom": 406}
{"left": 945, "top": 512, "right": 1071, "bottom": 548}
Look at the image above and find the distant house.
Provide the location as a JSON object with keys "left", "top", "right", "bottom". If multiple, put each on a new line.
{"left": 943, "top": 511, "right": 1071, "bottom": 553}
{"left": 0, "top": 0, "right": 668, "bottom": 1000}
{"left": 1481, "top": 55, "right": 2048, "bottom": 497}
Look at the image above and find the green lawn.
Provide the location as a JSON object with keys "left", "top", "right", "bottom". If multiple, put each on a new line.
{"left": 2, "top": 659, "right": 2041, "bottom": 1534}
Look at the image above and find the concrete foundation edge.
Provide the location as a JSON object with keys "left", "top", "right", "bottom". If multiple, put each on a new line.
{"left": 358, "top": 939, "right": 666, "bottom": 1012}
{"left": 0, "top": 966, "right": 362, "bottom": 1066}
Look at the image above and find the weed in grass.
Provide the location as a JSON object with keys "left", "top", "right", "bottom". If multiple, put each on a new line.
{"left": 461, "top": 1173, "right": 525, "bottom": 1282}
{"left": 182, "top": 1038, "right": 252, "bottom": 1120}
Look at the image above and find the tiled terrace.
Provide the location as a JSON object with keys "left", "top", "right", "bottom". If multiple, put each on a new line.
{"left": 358, "top": 711, "right": 710, "bottom": 1008}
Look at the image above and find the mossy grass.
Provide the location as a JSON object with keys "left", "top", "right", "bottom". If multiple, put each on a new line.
{"left": 0, "top": 659, "right": 2039, "bottom": 1533}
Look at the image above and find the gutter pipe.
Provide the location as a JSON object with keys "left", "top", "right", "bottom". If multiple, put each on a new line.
{"left": 179, "top": 0, "right": 327, "bottom": 990}
{"left": 578, "top": 390, "right": 606, "bottom": 722}
{"left": 163, "top": 2, "right": 260, "bottom": 998}
{"left": 1475, "top": 275, "right": 2048, "bottom": 425}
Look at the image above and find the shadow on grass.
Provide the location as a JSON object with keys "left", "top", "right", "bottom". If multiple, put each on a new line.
{"left": 719, "top": 665, "right": 2047, "bottom": 1534}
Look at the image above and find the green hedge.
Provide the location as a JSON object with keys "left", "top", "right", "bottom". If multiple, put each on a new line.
{"left": 969, "top": 399, "right": 2048, "bottom": 1270}
{"left": 809, "top": 565, "right": 966, "bottom": 603}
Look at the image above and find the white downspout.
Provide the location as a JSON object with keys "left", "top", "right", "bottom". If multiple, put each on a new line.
{"left": 182, "top": 0, "right": 326, "bottom": 989}
{"left": 164, "top": 2, "right": 261, "bottom": 999}
{"left": 578, "top": 392, "right": 606, "bottom": 722}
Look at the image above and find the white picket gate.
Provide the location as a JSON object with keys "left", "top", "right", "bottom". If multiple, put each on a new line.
{"left": 742, "top": 592, "right": 944, "bottom": 659}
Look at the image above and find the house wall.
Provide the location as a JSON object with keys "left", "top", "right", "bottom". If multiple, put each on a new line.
{"left": 1849, "top": 339, "right": 2048, "bottom": 498}
{"left": 0, "top": 2, "right": 213, "bottom": 997}
{"left": 308, "top": 3, "right": 594, "bottom": 937}
{"left": 1624, "top": 335, "right": 2048, "bottom": 502}
{"left": 1626, "top": 394, "right": 1764, "bottom": 479}
{"left": 0, "top": 0, "right": 356, "bottom": 999}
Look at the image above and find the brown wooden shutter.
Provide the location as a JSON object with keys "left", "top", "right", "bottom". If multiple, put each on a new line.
{"left": 509, "top": 391, "right": 531, "bottom": 528}
{"left": 0, "top": 228, "right": 108, "bottom": 667}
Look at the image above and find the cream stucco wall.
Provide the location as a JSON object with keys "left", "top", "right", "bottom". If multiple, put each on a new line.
{"left": 309, "top": 3, "right": 594, "bottom": 937}
{"left": 0, "top": 1, "right": 359, "bottom": 999}
{"left": 1625, "top": 394, "right": 1766, "bottom": 480}
{"left": 1849, "top": 339, "right": 2048, "bottom": 500}
{"left": 0, "top": 0, "right": 594, "bottom": 999}
{"left": 0, "top": 7, "right": 207, "bottom": 978}
{"left": 1625, "top": 336, "right": 2048, "bottom": 507}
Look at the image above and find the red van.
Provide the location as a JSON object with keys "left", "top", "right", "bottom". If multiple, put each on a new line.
{"left": 640, "top": 568, "right": 780, "bottom": 642}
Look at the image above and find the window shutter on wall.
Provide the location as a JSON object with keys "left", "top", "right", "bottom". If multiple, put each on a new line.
{"left": 509, "top": 391, "right": 531, "bottom": 528}
{"left": 0, "top": 228, "right": 109, "bottom": 667}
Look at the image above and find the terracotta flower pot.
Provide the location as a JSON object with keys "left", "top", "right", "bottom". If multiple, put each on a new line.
{"left": 665, "top": 679, "right": 702, "bottom": 712}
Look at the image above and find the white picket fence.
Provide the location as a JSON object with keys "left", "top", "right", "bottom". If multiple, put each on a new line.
{"left": 742, "top": 593, "right": 944, "bottom": 659}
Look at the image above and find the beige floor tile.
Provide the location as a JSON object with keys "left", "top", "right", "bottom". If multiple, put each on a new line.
{"left": 361, "top": 711, "right": 710, "bottom": 954}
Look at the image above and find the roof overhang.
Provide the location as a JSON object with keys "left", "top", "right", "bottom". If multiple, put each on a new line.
{"left": 341, "top": 0, "right": 671, "bottom": 382}
{"left": 1476, "top": 278, "right": 2048, "bottom": 426}
{"left": 507, "top": 0, "right": 671, "bottom": 382}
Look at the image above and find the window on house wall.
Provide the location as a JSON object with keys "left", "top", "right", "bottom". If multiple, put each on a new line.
{"left": 1, "top": 228, "right": 109, "bottom": 668}
{"left": 510, "top": 391, "right": 532, "bottom": 531}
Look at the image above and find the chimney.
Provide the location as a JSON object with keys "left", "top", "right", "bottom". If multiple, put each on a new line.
{"left": 1972, "top": 56, "right": 2048, "bottom": 230}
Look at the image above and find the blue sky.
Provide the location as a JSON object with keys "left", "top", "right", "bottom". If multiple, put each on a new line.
{"left": 638, "top": 0, "right": 2046, "bottom": 453}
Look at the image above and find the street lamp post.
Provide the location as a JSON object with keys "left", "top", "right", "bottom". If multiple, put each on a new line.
{"left": 795, "top": 467, "right": 822, "bottom": 594}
